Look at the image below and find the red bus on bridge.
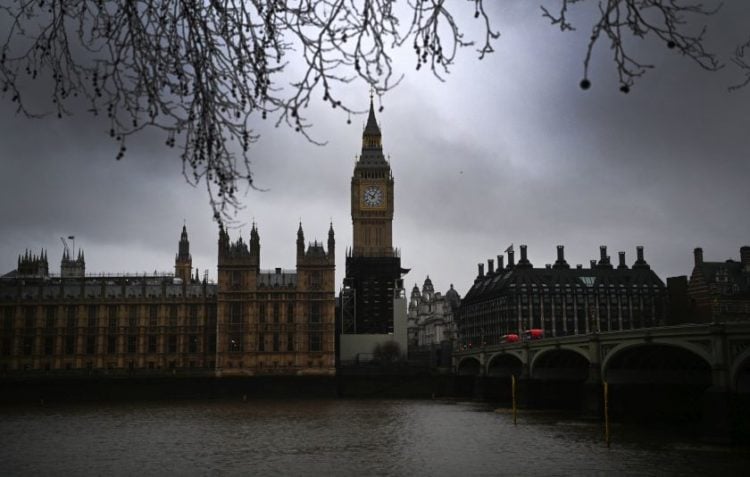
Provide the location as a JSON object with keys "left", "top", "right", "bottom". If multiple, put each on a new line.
{"left": 523, "top": 329, "right": 544, "bottom": 341}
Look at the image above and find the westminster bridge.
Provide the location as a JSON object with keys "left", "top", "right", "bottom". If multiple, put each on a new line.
{"left": 452, "top": 322, "right": 750, "bottom": 441}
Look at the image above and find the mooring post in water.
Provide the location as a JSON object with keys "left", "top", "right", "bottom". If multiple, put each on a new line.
{"left": 603, "top": 381, "right": 610, "bottom": 448}
{"left": 512, "top": 374, "right": 517, "bottom": 426}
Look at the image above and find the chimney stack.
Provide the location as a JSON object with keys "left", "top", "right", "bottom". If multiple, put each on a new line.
{"left": 488, "top": 259, "right": 494, "bottom": 274}
{"left": 518, "top": 244, "right": 531, "bottom": 267}
{"left": 618, "top": 251, "right": 627, "bottom": 269}
{"left": 693, "top": 247, "right": 704, "bottom": 266}
{"left": 597, "top": 246, "right": 612, "bottom": 268}
{"left": 497, "top": 255, "right": 504, "bottom": 270}
{"left": 633, "top": 245, "right": 650, "bottom": 269}
{"left": 740, "top": 246, "right": 750, "bottom": 271}
{"left": 554, "top": 245, "right": 569, "bottom": 269}
{"left": 508, "top": 249, "right": 515, "bottom": 268}
{"left": 590, "top": 260, "right": 597, "bottom": 269}
{"left": 478, "top": 263, "right": 484, "bottom": 278}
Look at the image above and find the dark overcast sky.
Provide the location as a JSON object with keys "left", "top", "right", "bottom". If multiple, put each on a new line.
{"left": 1, "top": 2, "right": 749, "bottom": 297}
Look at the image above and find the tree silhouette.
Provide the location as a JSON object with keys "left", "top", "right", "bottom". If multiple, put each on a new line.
{"left": 0, "top": 1, "right": 723, "bottom": 221}
{"left": 373, "top": 340, "right": 401, "bottom": 366}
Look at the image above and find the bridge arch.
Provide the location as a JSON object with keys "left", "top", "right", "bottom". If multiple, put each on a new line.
{"left": 486, "top": 353, "right": 523, "bottom": 377}
{"left": 456, "top": 356, "right": 482, "bottom": 376}
{"left": 602, "top": 342, "right": 712, "bottom": 385}
{"left": 530, "top": 347, "right": 590, "bottom": 381}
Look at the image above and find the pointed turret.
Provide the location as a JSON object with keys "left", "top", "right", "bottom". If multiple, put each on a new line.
{"left": 177, "top": 225, "right": 191, "bottom": 260}
{"left": 250, "top": 222, "right": 260, "bottom": 258}
{"left": 60, "top": 242, "right": 85, "bottom": 278}
{"left": 218, "top": 224, "right": 229, "bottom": 251}
{"left": 175, "top": 224, "right": 193, "bottom": 283}
{"left": 327, "top": 222, "right": 335, "bottom": 259}
{"left": 297, "top": 221, "right": 305, "bottom": 260}
{"left": 362, "top": 94, "right": 382, "bottom": 148}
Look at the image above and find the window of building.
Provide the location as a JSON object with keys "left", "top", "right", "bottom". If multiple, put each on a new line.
{"left": 127, "top": 336, "right": 137, "bottom": 354}
{"left": 230, "top": 303, "right": 242, "bottom": 327}
{"left": 229, "top": 335, "right": 242, "bottom": 353}
{"left": 44, "top": 306, "right": 57, "bottom": 330}
{"left": 309, "top": 333, "right": 322, "bottom": 352}
{"left": 309, "top": 271, "right": 322, "bottom": 290}
{"left": 65, "top": 336, "right": 75, "bottom": 355}
{"left": 66, "top": 305, "right": 76, "bottom": 329}
{"left": 207, "top": 307, "right": 217, "bottom": 327}
{"left": 86, "top": 336, "right": 96, "bottom": 355}
{"left": 149, "top": 305, "right": 158, "bottom": 328}
{"left": 190, "top": 305, "right": 199, "bottom": 328}
{"left": 273, "top": 333, "right": 279, "bottom": 352}
{"left": 309, "top": 303, "right": 321, "bottom": 323}
{"left": 129, "top": 306, "right": 138, "bottom": 329}
{"left": 44, "top": 337, "right": 54, "bottom": 356}
{"left": 3, "top": 306, "right": 14, "bottom": 330}
{"left": 148, "top": 335, "right": 157, "bottom": 354}
{"left": 107, "top": 336, "right": 117, "bottom": 354}
{"left": 287, "top": 333, "right": 294, "bottom": 352}
{"left": 258, "top": 333, "right": 265, "bottom": 352}
{"left": 208, "top": 334, "right": 216, "bottom": 353}
{"left": 287, "top": 303, "right": 294, "bottom": 323}
{"left": 258, "top": 303, "right": 266, "bottom": 323}
{"left": 87, "top": 306, "right": 98, "bottom": 328}
{"left": 45, "top": 306, "right": 56, "bottom": 331}
{"left": 189, "top": 335, "right": 198, "bottom": 353}
{"left": 24, "top": 306, "right": 36, "bottom": 331}
{"left": 168, "top": 335, "right": 177, "bottom": 353}
{"left": 169, "top": 305, "right": 178, "bottom": 328}
{"left": 273, "top": 303, "right": 280, "bottom": 323}
{"left": 231, "top": 271, "right": 242, "bottom": 289}
{"left": 22, "top": 337, "right": 34, "bottom": 355}
{"left": 108, "top": 316, "right": 118, "bottom": 334}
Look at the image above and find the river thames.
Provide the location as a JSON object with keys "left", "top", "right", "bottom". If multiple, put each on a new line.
{"left": 1, "top": 399, "right": 748, "bottom": 476}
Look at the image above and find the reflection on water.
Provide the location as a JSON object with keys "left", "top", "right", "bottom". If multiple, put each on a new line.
{"left": 0, "top": 399, "right": 748, "bottom": 476}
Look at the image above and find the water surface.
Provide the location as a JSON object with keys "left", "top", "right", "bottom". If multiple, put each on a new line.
{"left": 1, "top": 399, "right": 747, "bottom": 476}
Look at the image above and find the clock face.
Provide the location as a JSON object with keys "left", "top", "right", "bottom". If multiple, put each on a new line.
{"left": 363, "top": 185, "right": 384, "bottom": 207}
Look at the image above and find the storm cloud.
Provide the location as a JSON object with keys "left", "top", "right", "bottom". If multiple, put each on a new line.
{"left": 1, "top": 2, "right": 748, "bottom": 297}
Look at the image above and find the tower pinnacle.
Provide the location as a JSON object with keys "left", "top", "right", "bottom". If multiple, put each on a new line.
{"left": 362, "top": 94, "right": 381, "bottom": 150}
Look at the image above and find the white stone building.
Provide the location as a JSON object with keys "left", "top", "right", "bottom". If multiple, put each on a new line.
{"left": 407, "top": 276, "right": 460, "bottom": 353}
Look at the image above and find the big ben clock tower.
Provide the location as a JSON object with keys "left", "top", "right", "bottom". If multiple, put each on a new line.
{"left": 351, "top": 95, "right": 394, "bottom": 256}
{"left": 342, "top": 95, "right": 407, "bottom": 335}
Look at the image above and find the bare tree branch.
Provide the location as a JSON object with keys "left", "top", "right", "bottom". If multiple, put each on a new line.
{"left": 0, "top": 0, "right": 499, "bottom": 223}
{"left": 730, "top": 36, "right": 750, "bottom": 91}
{"left": 542, "top": 0, "right": 722, "bottom": 92}
{"left": 0, "top": 1, "right": 731, "bottom": 224}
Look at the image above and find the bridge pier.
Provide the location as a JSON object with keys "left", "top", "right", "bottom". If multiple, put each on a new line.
{"left": 582, "top": 333, "right": 603, "bottom": 417}
{"left": 702, "top": 386, "right": 733, "bottom": 443}
{"left": 702, "top": 324, "right": 733, "bottom": 443}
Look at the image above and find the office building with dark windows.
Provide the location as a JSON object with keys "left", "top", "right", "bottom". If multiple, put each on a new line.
{"left": 457, "top": 245, "right": 667, "bottom": 349}
{"left": 684, "top": 246, "right": 750, "bottom": 322}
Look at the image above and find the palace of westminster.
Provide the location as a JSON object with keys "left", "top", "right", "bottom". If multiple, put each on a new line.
{"left": 2, "top": 99, "right": 749, "bottom": 376}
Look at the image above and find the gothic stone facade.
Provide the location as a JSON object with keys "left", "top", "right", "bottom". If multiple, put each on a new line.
{"left": 216, "top": 223, "right": 336, "bottom": 375}
{"left": 0, "top": 224, "right": 336, "bottom": 376}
